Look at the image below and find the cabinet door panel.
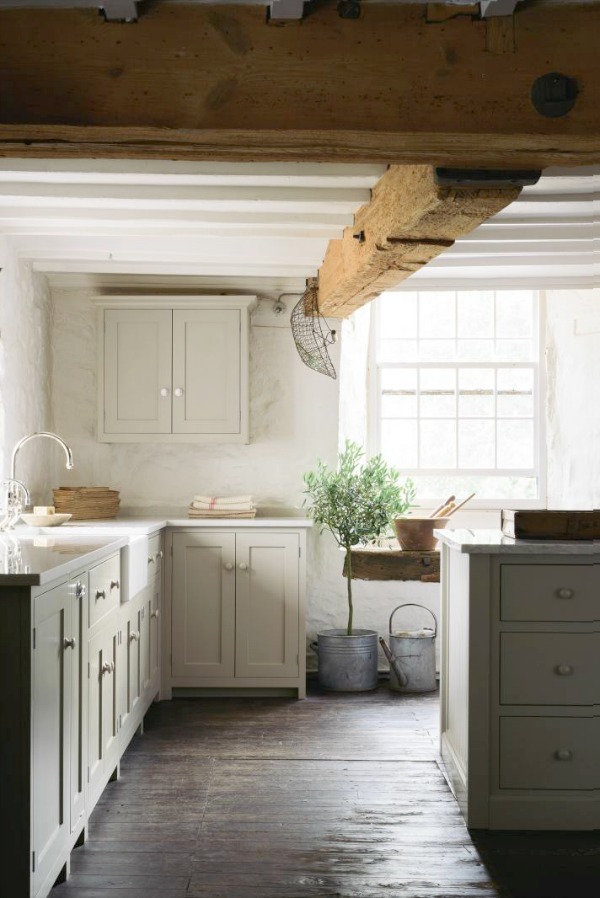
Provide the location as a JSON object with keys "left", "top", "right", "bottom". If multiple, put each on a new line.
{"left": 149, "top": 577, "right": 161, "bottom": 687}
{"left": 172, "top": 310, "right": 240, "bottom": 434}
{"left": 104, "top": 308, "right": 172, "bottom": 433}
{"left": 235, "top": 533, "right": 299, "bottom": 678}
{"left": 33, "top": 583, "right": 71, "bottom": 892}
{"left": 69, "top": 575, "right": 88, "bottom": 833}
{"left": 88, "top": 617, "right": 118, "bottom": 800}
{"left": 172, "top": 532, "right": 236, "bottom": 677}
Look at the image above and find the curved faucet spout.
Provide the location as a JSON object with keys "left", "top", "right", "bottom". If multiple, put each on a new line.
{"left": 11, "top": 431, "right": 74, "bottom": 483}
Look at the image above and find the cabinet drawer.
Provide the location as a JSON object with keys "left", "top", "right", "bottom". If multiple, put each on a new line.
{"left": 89, "top": 554, "right": 120, "bottom": 629}
{"left": 500, "top": 717, "right": 599, "bottom": 790}
{"left": 147, "top": 534, "right": 163, "bottom": 578}
{"left": 500, "top": 633, "right": 599, "bottom": 706}
{"left": 500, "top": 564, "right": 597, "bottom": 622}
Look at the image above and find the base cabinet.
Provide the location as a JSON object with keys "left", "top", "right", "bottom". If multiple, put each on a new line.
{"left": 440, "top": 547, "right": 600, "bottom": 830}
{"left": 170, "top": 528, "right": 306, "bottom": 696}
{"left": 87, "top": 613, "right": 119, "bottom": 809}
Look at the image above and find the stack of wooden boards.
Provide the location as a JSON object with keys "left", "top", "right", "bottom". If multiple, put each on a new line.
{"left": 501, "top": 509, "right": 599, "bottom": 540}
{"left": 188, "top": 495, "right": 256, "bottom": 519}
{"left": 53, "top": 487, "right": 120, "bottom": 520}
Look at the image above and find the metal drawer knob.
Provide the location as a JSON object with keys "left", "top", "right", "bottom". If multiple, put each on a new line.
{"left": 76, "top": 582, "right": 86, "bottom": 599}
{"left": 150, "top": 609, "right": 160, "bottom": 619}
{"left": 174, "top": 388, "right": 184, "bottom": 397}
{"left": 160, "top": 387, "right": 170, "bottom": 397}
{"left": 148, "top": 556, "right": 155, "bottom": 564}
{"left": 64, "top": 637, "right": 77, "bottom": 650}
{"left": 556, "top": 588, "right": 574, "bottom": 599}
{"left": 555, "top": 664, "right": 574, "bottom": 676}
{"left": 101, "top": 661, "right": 114, "bottom": 675}
{"left": 95, "top": 589, "right": 106, "bottom": 600}
{"left": 129, "top": 631, "right": 140, "bottom": 643}
{"left": 110, "top": 579, "right": 120, "bottom": 590}
{"left": 238, "top": 562, "right": 248, "bottom": 571}
{"left": 555, "top": 749, "right": 573, "bottom": 761}
{"left": 224, "top": 562, "right": 234, "bottom": 571}
{"left": 155, "top": 552, "right": 162, "bottom": 562}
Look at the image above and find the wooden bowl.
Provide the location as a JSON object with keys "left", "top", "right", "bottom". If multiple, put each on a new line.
{"left": 393, "top": 516, "right": 450, "bottom": 551}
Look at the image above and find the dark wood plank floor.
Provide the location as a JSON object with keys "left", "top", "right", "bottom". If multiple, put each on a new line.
{"left": 52, "top": 686, "right": 600, "bottom": 898}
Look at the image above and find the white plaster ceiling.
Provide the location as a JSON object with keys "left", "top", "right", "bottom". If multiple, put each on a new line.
{"left": 0, "top": 160, "right": 597, "bottom": 297}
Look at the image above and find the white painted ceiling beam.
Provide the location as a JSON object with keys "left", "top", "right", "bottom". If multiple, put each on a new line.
{"left": 0, "top": 160, "right": 385, "bottom": 189}
{"left": 32, "top": 259, "right": 321, "bottom": 277}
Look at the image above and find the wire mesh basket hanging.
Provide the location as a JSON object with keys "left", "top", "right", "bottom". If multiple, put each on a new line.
{"left": 290, "top": 279, "right": 337, "bottom": 379}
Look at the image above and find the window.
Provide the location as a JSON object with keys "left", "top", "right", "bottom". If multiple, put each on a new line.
{"left": 370, "top": 289, "right": 544, "bottom": 507}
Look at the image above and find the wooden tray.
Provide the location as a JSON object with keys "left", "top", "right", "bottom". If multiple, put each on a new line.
{"left": 501, "top": 509, "right": 599, "bottom": 541}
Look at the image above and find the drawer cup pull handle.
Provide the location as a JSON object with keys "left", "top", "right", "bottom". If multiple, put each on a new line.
{"left": 110, "top": 579, "right": 120, "bottom": 590}
{"left": 555, "top": 664, "right": 574, "bottom": 676}
{"left": 556, "top": 588, "right": 574, "bottom": 599}
{"left": 64, "top": 637, "right": 76, "bottom": 650}
{"left": 95, "top": 589, "right": 106, "bottom": 600}
{"left": 555, "top": 749, "right": 573, "bottom": 761}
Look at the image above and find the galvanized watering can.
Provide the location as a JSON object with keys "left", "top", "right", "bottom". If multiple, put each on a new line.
{"left": 380, "top": 603, "right": 438, "bottom": 694}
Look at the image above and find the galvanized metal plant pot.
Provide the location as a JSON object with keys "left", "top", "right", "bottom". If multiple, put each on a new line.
{"left": 311, "top": 629, "right": 379, "bottom": 692}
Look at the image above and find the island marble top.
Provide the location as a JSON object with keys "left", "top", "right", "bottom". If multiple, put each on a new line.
{"left": 434, "top": 528, "right": 599, "bottom": 555}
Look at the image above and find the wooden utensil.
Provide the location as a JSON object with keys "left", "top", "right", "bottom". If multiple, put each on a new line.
{"left": 445, "top": 492, "right": 476, "bottom": 517}
{"left": 429, "top": 495, "right": 455, "bottom": 518}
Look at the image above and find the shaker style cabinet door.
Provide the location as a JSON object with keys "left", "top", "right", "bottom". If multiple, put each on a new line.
{"left": 32, "top": 582, "right": 72, "bottom": 896}
{"left": 171, "top": 532, "right": 236, "bottom": 678}
{"left": 172, "top": 309, "right": 241, "bottom": 435}
{"left": 104, "top": 308, "right": 173, "bottom": 433}
{"left": 235, "top": 532, "right": 300, "bottom": 679}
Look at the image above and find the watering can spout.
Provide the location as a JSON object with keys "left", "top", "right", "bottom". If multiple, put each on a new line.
{"left": 379, "top": 637, "right": 409, "bottom": 687}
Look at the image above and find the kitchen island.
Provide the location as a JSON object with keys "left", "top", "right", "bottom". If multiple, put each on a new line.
{"left": 436, "top": 528, "right": 600, "bottom": 831}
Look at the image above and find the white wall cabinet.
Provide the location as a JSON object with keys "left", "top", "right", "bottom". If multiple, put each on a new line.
{"left": 169, "top": 528, "right": 306, "bottom": 696}
{"left": 98, "top": 297, "right": 255, "bottom": 443}
{"left": 440, "top": 545, "right": 600, "bottom": 830}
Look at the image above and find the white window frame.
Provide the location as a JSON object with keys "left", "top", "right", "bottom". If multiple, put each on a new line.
{"left": 368, "top": 288, "right": 547, "bottom": 510}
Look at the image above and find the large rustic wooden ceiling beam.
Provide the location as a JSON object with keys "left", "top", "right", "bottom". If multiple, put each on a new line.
{"left": 317, "top": 164, "right": 522, "bottom": 317}
{"left": 0, "top": 3, "right": 598, "bottom": 165}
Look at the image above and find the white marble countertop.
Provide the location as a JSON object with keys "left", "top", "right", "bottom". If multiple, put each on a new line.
{"left": 0, "top": 532, "right": 128, "bottom": 586}
{"left": 435, "top": 528, "right": 598, "bottom": 555}
{"left": 1, "top": 515, "right": 312, "bottom": 585}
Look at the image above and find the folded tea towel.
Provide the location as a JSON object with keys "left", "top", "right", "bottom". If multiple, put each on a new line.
{"left": 191, "top": 499, "right": 254, "bottom": 512}
{"left": 193, "top": 495, "right": 253, "bottom": 506}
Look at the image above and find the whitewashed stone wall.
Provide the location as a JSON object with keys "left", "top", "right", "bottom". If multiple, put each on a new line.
{"left": 0, "top": 237, "right": 54, "bottom": 501}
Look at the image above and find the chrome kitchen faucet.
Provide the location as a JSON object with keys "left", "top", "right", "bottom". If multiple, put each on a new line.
{"left": 0, "top": 431, "right": 74, "bottom": 530}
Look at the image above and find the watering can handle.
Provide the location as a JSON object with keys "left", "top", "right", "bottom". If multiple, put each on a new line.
{"left": 389, "top": 603, "right": 438, "bottom": 638}
{"left": 309, "top": 641, "right": 319, "bottom": 655}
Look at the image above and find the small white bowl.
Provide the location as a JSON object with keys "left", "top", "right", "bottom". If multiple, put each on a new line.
{"left": 20, "top": 513, "right": 72, "bottom": 527}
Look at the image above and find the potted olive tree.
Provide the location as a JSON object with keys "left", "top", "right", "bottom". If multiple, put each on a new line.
{"left": 303, "top": 440, "right": 414, "bottom": 691}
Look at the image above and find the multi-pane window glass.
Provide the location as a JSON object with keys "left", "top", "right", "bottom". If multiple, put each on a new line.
{"left": 373, "top": 290, "right": 541, "bottom": 503}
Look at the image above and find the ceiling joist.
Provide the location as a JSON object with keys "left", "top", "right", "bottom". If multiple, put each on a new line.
{"left": 0, "top": 3, "right": 598, "bottom": 166}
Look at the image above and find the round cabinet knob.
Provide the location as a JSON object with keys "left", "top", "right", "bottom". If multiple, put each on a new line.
{"left": 129, "top": 631, "right": 139, "bottom": 643}
{"left": 64, "top": 637, "right": 77, "bottom": 650}
{"left": 238, "top": 562, "right": 248, "bottom": 571}
{"left": 151, "top": 609, "right": 160, "bottom": 619}
{"left": 102, "top": 661, "right": 113, "bottom": 675}
{"left": 160, "top": 387, "right": 170, "bottom": 397}
{"left": 556, "top": 587, "right": 574, "bottom": 599}
{"left": 110, "top": 579, "right": 120, "bottom": 590}
{"left": 555, "top": 664, "right": 574, "bottom": 676}
{"left": 76, "top": 582, "right": 86, "bottom": 599}
{"left": 224, "top": 562, "right": 234, "bottom": 571}
{"left": 174, "top": 388, "right": 184, "bottom": 398}
{"left": 155, "top": 552, "right": 162, "bottom": 562}
{"left": 148, "top": 556, "right": 155, "bottom": 564}
{"left": 95, "top": 589, "right": 106, "bottom": 600}
{"left": 555, "top": 749, "right": 573, "bottom": 761}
